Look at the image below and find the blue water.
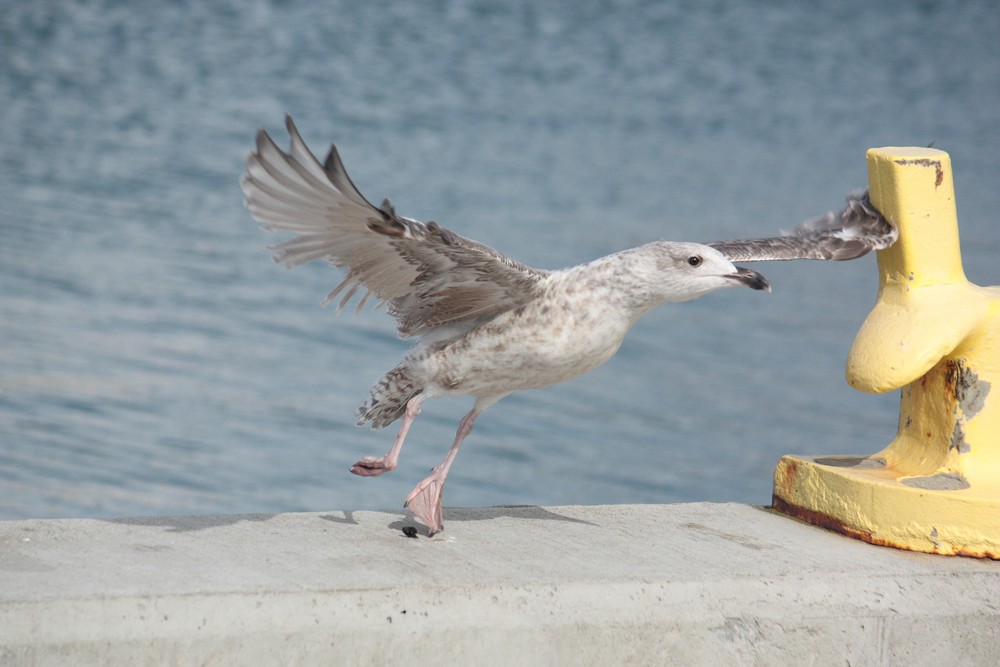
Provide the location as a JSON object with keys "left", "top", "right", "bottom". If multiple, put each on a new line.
{"left": 1, "top": 0, "right": 998, "bottom": 520}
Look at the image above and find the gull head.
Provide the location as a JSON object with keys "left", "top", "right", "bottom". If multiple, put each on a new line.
{"left": 644, "top": 241, "right": 771, "bottom": 303}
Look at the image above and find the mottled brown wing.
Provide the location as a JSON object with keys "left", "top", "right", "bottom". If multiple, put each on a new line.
{"left": 709, "top": 190, "right": 897, "bottom": 262}
{"left": 241, "top": 116, "right": 547, "bottom": 338}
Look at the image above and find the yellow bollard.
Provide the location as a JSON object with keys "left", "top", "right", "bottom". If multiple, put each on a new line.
{"left": 772, "top": 147, "right": 1000, "bottom": 559}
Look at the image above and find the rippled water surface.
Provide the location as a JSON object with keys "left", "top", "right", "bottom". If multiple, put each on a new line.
{"left": 2, "top": 0, "right": 998, "bottom": 519}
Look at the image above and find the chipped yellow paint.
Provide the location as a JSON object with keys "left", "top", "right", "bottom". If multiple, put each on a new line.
{"left": 773, "top": 147, "right": 1000, "bottom": 558}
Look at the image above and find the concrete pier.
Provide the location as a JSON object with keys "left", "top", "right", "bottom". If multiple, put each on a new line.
{"left": 2, "top": 503, "right": 999, "bottom": 665}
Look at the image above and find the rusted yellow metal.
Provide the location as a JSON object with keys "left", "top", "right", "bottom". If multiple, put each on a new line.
{"left": 773, "top": 147, "right": 1000, "bottom": 558}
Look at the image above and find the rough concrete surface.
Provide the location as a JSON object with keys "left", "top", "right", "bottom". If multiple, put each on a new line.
{"left": 1, "top": 503, "right": 999, "bottom": 665}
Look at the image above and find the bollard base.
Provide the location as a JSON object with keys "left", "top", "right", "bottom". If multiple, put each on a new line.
{"left": 773, "top": 454, "right": 1000, "bottom": 559}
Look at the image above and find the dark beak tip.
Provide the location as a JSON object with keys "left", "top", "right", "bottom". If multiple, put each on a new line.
{"left": 753, "top": 274, "right": 772, "bottom": 293}
{"left": 732, "top": 267, "right": 771, "bottom": 292}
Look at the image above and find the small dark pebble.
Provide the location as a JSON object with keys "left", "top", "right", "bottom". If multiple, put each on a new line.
{"left": 402, "top": 526, "right": 418, "bottom": 538}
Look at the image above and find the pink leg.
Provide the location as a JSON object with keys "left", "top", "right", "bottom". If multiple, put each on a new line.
{"left": 404, "top": 407, "right": 480, "bottom": 535}
{"left": 350, "top": 395, "right": 424, "bottom": 477}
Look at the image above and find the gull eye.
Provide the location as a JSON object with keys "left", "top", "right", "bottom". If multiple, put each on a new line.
{"left": 687, "top": 255, "right": 702, "bottom": 267}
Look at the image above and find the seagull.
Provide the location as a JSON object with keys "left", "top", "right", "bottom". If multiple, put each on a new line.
{"left": 241, "top": 116, "right": 895, "bottom": 535}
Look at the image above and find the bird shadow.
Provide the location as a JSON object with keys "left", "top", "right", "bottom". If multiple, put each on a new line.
{"left": 101, "top": 506, "right": 594, "bottom": 538}
{"left": 105, "top": 513, "right": 278, "bottom": 533}
{"left": 318, "top": 510, "right": 360, "bottom": 526}
{"left": 368, "top": 505, "right": 599, "bottom": 538}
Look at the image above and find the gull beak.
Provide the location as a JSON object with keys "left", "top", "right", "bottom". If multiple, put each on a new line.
{"left": 727, "top": 266, "right": 771, "bottom": 292}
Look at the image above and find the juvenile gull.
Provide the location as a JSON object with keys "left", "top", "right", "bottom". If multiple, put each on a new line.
{"left": 241, "top": 116, "right": 893, "bottom": 535}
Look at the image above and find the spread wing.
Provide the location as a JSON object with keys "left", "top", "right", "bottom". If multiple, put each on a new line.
{"left": 241, "top": 115, "right": 547, "bottom": 339}
{"left": 708, "top": 190, "right": 897, "bottom": 262}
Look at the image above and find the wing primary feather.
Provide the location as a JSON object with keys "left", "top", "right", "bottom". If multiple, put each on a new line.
{"left": 322, "top": 143, "right": 380, "bottom": 210}
{"left": 284, "top": 115, "right": 340, "bottom": 189}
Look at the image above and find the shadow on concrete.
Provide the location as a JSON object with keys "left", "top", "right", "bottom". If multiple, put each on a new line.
{"left": 102, "top": 506, "right": 596, "bottom": 537}
{"left": 318, "top": 510, "right": 361, "bottom": 526}
{"left": 381, "top": 505, "right": 599, "bottom": 537}
{"left": 106, "top": 513, "right": 278, "bottom": 533}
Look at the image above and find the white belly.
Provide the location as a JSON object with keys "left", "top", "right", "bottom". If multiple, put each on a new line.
{"left": 415, "top": 296, "right": 632, "bottom": 397}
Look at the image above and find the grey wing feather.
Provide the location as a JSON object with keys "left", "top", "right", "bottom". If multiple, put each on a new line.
{"left": 709, "top": 190, "right": 897, "bottom": 262}
{"left": 241, "top": 115, "right": 547, "bottom": 338}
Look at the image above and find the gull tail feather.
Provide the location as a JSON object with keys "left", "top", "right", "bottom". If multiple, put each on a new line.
{"left": 357, "top": 364, "right": 424, "bottom": 429}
